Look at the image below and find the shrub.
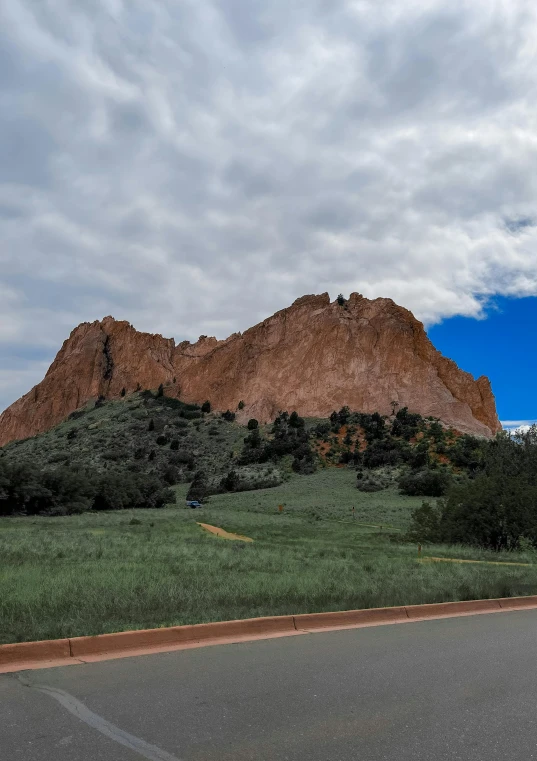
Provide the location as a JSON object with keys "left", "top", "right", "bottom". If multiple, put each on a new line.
{"left": 428, "top": 420, "right": 445, "bottom": 443}
{"left": 447, "top": 434, "right": 485, "bottom": 471}
{"left": 220, "top": 469, "right": 240, "bottom": 492}
{"left": 356, "top": 476, "right": 385, "bottom": 492}
{"left": 362, "top": 438, "right": 403, "bottom": 468}
{"left": 289, "top": 411, "right": 305, "bottom": 428}
{"left": 314, "top": 421, "right": 330, "bottom": 437}
{"left": 393, "top": 406, "right": 423, "bottom": 440}
{"left": 169, "top": 450, "right": 195, "bottom": 468}
{"left": 48, "top": 452, "right": 70, "bottom": 464}
{"left": 161, "top": 466, "right": 180, "bottom": 485}
{"left": 405, "top": 501, "right": 441, "bottom": 542}
{"left": 292, "top": 453, "right": 316, "bottom": 474}
{"left": 408, "top": 440, "right": 429, "bottom": 469}
{"left": 183, "top": 410, "right": 201, "bottom": 420}
{"left": 187, "top": 470, "right": 209, "bottom": 502}
{"left": 398, "top": 467, "right": 451, "bottom": 497}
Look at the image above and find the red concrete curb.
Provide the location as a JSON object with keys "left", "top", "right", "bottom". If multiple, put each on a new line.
{"left": 294, "top": 606, "right": 408, "bottom": 630}
{"left": 497, "top": 596, "right": 537, "bottom": 610}
{"left": 69, "top": 615, "right": 297, "bottom": 658}
{"left": 405, "top": 598, "right": 501, "bottom": 620}
{"left": 0, "top": 638, "right": 71, "bottom": 671}
{"left": 2, "top": 596, "right": 537, "bottom": 674}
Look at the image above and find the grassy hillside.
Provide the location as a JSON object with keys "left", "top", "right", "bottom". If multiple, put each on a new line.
{"left": 1, "top": 391, "right": 488, "bottom": 518}
{"left": 2, "top": 402, "right": 536, "bottom": 644}
{"left": 2, "top": 469, "right": 537, "bottom": 645}
{"left": 0, "top": 392, "right": 289, "bottom": 514}
{"left": 1, "top": 392, "right": 254, "bottom": 483}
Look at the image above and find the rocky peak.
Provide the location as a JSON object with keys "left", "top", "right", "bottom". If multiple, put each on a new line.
{"left": 0, "top": 294, "right": 502, "bottom": 446}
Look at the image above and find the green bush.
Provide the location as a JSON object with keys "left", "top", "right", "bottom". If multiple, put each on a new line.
{"left": 220, "top": 469, "right": 240, "bottom": 492}
{"left": 403, "top": 428, "right": 537, "bottom": 550}
{"left": 447, "top": 434, "right": 486, "bottom": 471}
{"left": 362, "top": 438, "right": 404, "bottom": 468}
{"left": 289, "top": 411, "right": 305, "bottom": 428}
{"left": 356, "top": 475, "right": 385, "bottom": 492}
{"left": 405, "top": 501, "right": 441, "bottom": 542}
{"left": 186, "top": 470, "right": 209, "bottom": 502}
{"left": 0, "top": 458, "right": 175, "bottom": 517}
{"left": 398, "top": 467, "right": 451, "bottom": 497}
{"left": 182, "top": 410, "right": 201, "bottom": 420}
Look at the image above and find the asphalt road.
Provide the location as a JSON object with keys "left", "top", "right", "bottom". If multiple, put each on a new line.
{"left": 3, "top": 610, "right": 537, "bottom": 760}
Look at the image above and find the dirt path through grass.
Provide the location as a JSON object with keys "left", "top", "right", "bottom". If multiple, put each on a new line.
{"left": 197, "top": 522, "right": 254, "bottom": 542}
{"left": 421, "top": 557, "right": 533, "bottom": 567}
{"left": 3, "top": 473, "right": 537, "bottom": 645}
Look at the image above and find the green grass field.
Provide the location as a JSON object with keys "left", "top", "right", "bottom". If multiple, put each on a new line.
{"left": 2, "top": 468, "right": 537, "bottom": 645}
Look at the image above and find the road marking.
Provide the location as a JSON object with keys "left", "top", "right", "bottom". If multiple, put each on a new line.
{"left": 420, "top": 557, "right": 533, "bottom": 567}
{"left": 19, "top": 679, "right": 181, "bottom": 761}
{"left": 197, "top": 522, "right": 253, "bottom": 542}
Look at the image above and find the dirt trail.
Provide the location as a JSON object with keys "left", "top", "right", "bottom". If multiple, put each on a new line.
{"left": 197, "top": 523, "right": 254, "bottom": 542}
{"left": 420, "top": 556, "right": 532, "bottom": 567}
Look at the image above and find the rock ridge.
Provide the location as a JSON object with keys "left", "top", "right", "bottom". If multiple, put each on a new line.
{"left": 0, "top": 293, "right": 502, "bottom": 445}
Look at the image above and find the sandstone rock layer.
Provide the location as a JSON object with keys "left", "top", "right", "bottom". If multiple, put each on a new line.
{"left": 0, "top": 294, "right": 501, "bottom": 446}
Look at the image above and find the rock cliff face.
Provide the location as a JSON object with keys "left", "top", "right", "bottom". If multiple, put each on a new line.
{"left": 0, "top": 294, "right": 501, "bottom": 445}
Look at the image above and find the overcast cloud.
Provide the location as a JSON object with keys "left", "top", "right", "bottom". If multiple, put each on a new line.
{"left": 1, "top": 0, "right": 537, "bottom": 410}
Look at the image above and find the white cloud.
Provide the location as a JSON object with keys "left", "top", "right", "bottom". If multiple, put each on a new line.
{"left": 1, "top": 0, "right": 537, "bottom": 409}
{"left": 501, "top": 421, "right": 537, "bottom": 434}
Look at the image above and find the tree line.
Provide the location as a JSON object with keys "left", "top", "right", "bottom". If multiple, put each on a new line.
{"left": 407, "top": 426, "right": 537, "bottom": 550}
{"left": 0, "top": 459, "right": 174, "bottom": 516}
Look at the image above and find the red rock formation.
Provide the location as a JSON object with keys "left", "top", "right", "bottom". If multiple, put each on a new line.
{"left": 0, "top": 294, "right": 501, "bottom": 446}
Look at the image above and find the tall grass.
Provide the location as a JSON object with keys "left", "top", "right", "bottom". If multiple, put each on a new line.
{"left": 2, "top": 471, "right": 537, "bottom": 644}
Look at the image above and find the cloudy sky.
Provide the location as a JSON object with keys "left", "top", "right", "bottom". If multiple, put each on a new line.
{"left": 1, "top": 0, "right": 536, "bottom": 419}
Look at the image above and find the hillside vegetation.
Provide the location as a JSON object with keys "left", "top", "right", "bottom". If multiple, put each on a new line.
{"left": 2, "top": 395, "right": 537, "bottom": 644}
{"left": 0, "top": 393, "right": 483, "bottom": 511}
{"left": 3, "top": 471, "right": 537, "bottom": 645}
{"left": 2, "top": 391, "right": 537, "bottom": 552}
